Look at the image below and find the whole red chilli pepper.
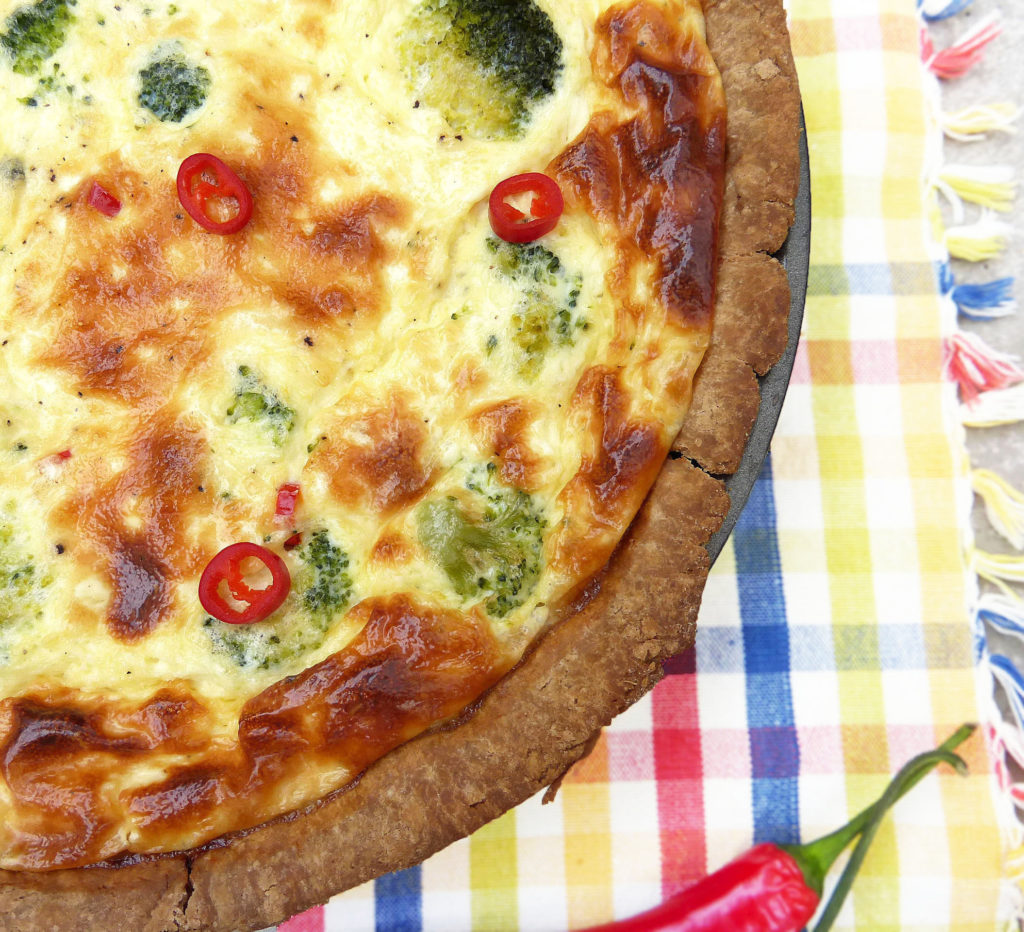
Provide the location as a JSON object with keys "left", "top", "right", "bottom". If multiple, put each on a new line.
{"left": 584, "top": 725, "right": 974, "bottom": 932}
{"left": 592, "top": 843, "right": 817, "bottom": 932}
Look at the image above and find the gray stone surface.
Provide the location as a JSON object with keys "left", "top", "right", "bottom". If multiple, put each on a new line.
{"left": 931, "top": 3, "right": 1023, "bottom": 564}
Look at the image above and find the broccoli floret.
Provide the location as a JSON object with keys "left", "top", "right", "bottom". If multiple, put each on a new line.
{"left": 0, "top": 520, "right": 47, "bottom": 662}
{"left": 0, "top": 526, "right": 36, "bottom": 626}
{"left": 15, "top": 59, "right": 74, "bottom": 104}
{"left": 138, "top": 48, "right": 210, "bottom": 123}
{"left": 35, "top": 60, "right": 70, "bottom": 91}
{"left": 485, "top": 236, "right": 585, "bottom": 380}
{"left": 203, "top": 607, "right": 330, "bottom": 670}
{"left": 298, "top": 529, "right": 353, "bottom": 619}
{"left": 226, "top": 365, "right": 295, "bottom": 446}
{"left": 418, "top": 464, "right": 546, "bottom": 618}
{"left": 204, "top": 529, "right": 354, "bottom": 669}
{"left": 1, "top": 0, "right": 75, "bottom": 76}
{"left": 400, "top": 0, "right": 563, "bottom": 139}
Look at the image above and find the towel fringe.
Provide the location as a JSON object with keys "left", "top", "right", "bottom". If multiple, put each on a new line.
{"left": 974, "top": 549, "right": 1024, "bottom": 587}
{"left": 942, "top": 261, "right": 1015, "bottom": 323}
{"left": 918, "top": 0, "right": 976, "bottom": 22}
{"left": 936, "top": 164, "right": 1016, "bottom": 219}
{"left": 973, "top": 470, "right": 1024, "bottom": 551}
{"left": 987, "top": 660, "right": 1024, "bottom": 760}
{"left": 983, "top": 717, "right": 1024, "bottom": 916}
{"left": 945, "top": 331, "right": 1024, "bottom": 403}
{"left": 951, "top": 277, "right": 1017, "bottom": 319}
{"left": 921, "top": 10, "right": 1002, "bottom": 79}
{"left": 942, "top": 102, "right": 1019, "bottom": 141}
{"left": 944, "top": 210, "right": 1012, "bottom": 261}
{"left": 961, "top": 383, "right": 1024, "bottom": 427}
{"left": 926, "top": 4, "right": 1024, "bottom": 916}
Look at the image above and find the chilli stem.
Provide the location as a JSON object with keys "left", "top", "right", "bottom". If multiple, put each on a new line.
{"left": 810, "top": 728, "right": 972, "bottom": 931}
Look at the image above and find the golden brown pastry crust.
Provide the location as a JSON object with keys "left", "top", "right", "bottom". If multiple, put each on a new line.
{"left": 676, "top": 0, "right": 800, "bottom": 473}
{"left": 675, "top": 253, "right": 791, "bottom": 473}
{"left": 707, "top": 0, "right": 801, "bottom": 258}
{"left": 0, "top": 859, "right": 188, "bottom": 932}
{"left": 0, "top": 0, "right": 800, "bottom": 926}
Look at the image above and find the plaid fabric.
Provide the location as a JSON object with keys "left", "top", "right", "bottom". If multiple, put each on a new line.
{"left": 275, "top": 1, "right": 1011, "bottom": 928}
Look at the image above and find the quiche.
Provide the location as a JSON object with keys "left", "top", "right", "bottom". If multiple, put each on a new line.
{"left": 0, "top": 0, "right": 800, "bottom": 928}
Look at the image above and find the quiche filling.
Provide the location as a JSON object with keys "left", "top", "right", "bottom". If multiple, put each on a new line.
{"left": 0, "top": 0, "right": 725, "bottom": 869}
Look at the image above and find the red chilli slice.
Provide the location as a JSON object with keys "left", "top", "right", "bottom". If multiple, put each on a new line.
{"left": 488, "top": 172, "right": 564, "bottom": 243}
{"left": 87, "top": 181, "right": 122, "bottom": 217}
{"left": 176, "top": 153, "right": 253, "bottom": 235}
{"left": 198, "top": 542, "right": 290, "bottom": 625}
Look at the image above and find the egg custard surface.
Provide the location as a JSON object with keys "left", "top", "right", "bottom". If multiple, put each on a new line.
{"left": 0, "top": 0, "right": 725, "bottom": 870}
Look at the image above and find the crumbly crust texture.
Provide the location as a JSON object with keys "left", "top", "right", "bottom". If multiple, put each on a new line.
{"left": 0, "top": 0, "right": 800, "bottom": 926}
{"left": 675, "top": 253, "right": 791, "bottom": 473}
{"left": 706, "top": 0, "right": 802, "bottom": 258}
{"left": 676, "top": 0, "right": 801, "bottom": 474}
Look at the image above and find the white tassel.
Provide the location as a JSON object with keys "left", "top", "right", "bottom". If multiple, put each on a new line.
{"left": 936, "top": 165, "right": 1016, "bottom": 222}
{"left": 945, "top": 211, "right": 1012, "bottom": 261}
{"left": 973, "top": 470, "right": 1024, "bottom": 550}
{"left": 942, "top": 102, "right": 1019, "bottom": 141}
{"left": 962, "top": 382, "right": 1024, "bottom": 427}
{"left": 974, "top": 548, "right": 1024, "bottom": 586}
{"left": 989, "top": 652, "right": 1024, "bottom": 749}
{"left": 978, "top": 591, "right": 1024, "bottom": 636}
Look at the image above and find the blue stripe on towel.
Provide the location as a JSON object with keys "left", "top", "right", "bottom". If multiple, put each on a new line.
{"left": 375, "top": 865, "right": 422, "bottom": 932}
{"left": 733, "top": 454, "right": 800, "bottom": 845}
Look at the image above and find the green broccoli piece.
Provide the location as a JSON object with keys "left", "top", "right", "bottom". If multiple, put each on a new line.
{"left": 203, "top": 607, "right": 329, "bottom": 670}
{"left": 400, "top": 0, "right": 563, "bottom": 139}
{"left": 1, "top": 0, "right": 75, "bottom": 76}
{"left": 35, "top": 61, "right": 69, "bottom": 90}
{"left": 0, "top": 528, "right": 36, "bottom": 626}
{"left": 13, "top": 59, "right": 74, "bottom": 106}
{"left": 226, "top": 365, "right": 295, "bottom": 446}
{"left": 0, "top": 521, "right": 47, "bottom": 662}
{"left": 485, "top": 236, "right": 586, "bottom": 380}
{"left": 204, "top": 529, "right": 354, "bottom": 670}
{"left": 298, "top": 529, "right": 353, "bottom": 619}
{"left": 418, "top": 464, "right": 546, "bottom": 618}
{"left": 138, "top": 48, "right": 210, "bottom": 123}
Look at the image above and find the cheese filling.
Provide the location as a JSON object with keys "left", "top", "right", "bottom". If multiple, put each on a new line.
{"left": 0, "top": 0, "right": 725, "bottom": 869}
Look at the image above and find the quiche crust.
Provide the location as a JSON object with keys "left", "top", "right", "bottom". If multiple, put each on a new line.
{"left": 0, "top": 0, "right": 801, "bottom": 928}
